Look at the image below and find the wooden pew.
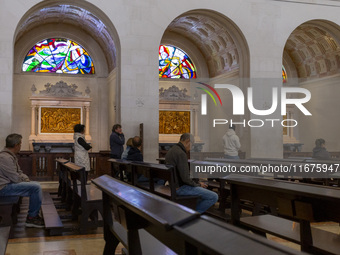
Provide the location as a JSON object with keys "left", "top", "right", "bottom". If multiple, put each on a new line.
{"left": 226, "top": 174, "right": 340, "bottom": 254}
{"left": 59, "top": 160, "right": 103, "bottom": 233}
{"left": 41, "top": 191, "right": 64, "bottom": 235}
{"left": 56, "top": 158, "right": 70, "bottom": 200}
{"left": 92, "top": 175, "right": 302, "bottom": 255}
{"left": 108, "top": 158, "right": 132, "bottom": 183}
{"left": 203, "top": 157, "right": 340, "bottom": 183}
{"left": 0, "top": 226, "right": 10, "bottom": 255}
{"left": 0, "top": 196, "right": 20, "bottom": 227}
{"left": 131, "top": 161, "right": 200, "bottom": 210}
{"left": 109, "top": 159, "right": 200, "bottom": 210}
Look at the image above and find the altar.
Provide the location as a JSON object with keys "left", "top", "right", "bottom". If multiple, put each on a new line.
{"left": 159, "top": 85, "right": 204, "bottom": 148}
{"left": 29, "top": 81, "right": 92, "bottom": 150}
{"left": 32, "top": 142, "right": 75, "bottom": 153}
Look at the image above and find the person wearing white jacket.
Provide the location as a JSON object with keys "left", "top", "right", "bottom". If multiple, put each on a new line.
{"left": 74, "top": 124, "right": 92, "bottom": 180}
{"left": 222, "top": 125, "right": 241, "bottom": 159}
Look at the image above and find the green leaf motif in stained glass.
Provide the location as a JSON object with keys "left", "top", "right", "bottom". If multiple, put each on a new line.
{"left": 22, "top": 38, "right": 95, "bottom": 74}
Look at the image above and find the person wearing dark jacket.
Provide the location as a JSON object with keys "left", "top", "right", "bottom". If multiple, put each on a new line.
{"left": 165, "top": 133, "right": 218, "bottom": 213}
{"left": 127, "top": 136, "right": 148, "bottom": 182}
{"left": 126, "top": 136, "right": 143, "bottom": 162}
{"left": 312, "top": 138, "right": 330, "bottom": 159}
{"left": 110, "top": 124, "right": 125, "bottom": 159}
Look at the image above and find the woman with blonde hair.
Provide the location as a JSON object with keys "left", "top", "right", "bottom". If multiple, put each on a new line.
{"left": 121, "top": 138, "right": 133, "bottom": 160}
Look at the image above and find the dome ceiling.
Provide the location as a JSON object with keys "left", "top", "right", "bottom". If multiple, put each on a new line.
{"left": 284, "top": 24, "right": 340, "bottom": 80}
{"left": 166, "top": 14, "right": 241, "bottom": 77}
{"left": 15, "top": 4, "right": 117, "bottom": 72}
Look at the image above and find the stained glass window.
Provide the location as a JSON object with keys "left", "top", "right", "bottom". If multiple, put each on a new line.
{"left": 22, "top": 38, "right": 95, "bottom": 74}
{"left": 282, "top": 65, "right": 287, "bottom": 83}
{"left": 159, "top": 45, "right": 196, "bottom": 79}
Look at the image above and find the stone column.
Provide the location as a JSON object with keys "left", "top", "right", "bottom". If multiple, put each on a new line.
{"left": 31, "top": 106, "right": 36, "bottom": 136}
{"left": 85, "top": 106, "right": 90, "bottom": 135}
{"left": 193, "top": 109, "right": 198, "bottom": 137}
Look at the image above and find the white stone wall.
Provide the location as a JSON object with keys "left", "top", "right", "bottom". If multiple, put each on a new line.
{"left": 1, "top": 0, "right": 340, "bottom": 158}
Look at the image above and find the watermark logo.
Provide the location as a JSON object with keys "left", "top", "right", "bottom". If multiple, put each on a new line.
{"left": 196, "top": 82, "right": 222, "bottom": 115}
{"left": 199, "top": 83, "right": 311, "bottom": 116}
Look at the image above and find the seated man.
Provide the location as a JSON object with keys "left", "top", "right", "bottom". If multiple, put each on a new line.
{"left": 165, "top": 133, "right": 218, "bottom": 213}
{"left": 126, "top": 136, "right": 143, "bottom": 162}
{"left": 0, "top": 134, "right": 44, "bottom": 228}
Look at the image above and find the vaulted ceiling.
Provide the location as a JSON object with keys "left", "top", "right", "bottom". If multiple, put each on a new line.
{"left": 284, "top": 22, "right": 340, "bottom": 80}
{"left": 166, "top": 13, "right": 242, "bottom": 78}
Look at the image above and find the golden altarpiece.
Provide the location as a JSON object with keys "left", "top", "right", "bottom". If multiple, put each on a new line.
{"left": 29, "top": 81, "right": 92, "bottom": 152}
{"left": 159, "top": 85, "right": 203, "bottom": 151}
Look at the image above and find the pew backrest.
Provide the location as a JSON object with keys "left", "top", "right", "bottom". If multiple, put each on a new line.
{"left": 92, "top": 175, "right": 302, "bottom": 255}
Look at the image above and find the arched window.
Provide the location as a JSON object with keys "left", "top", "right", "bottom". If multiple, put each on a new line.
{"left": 22, "top": 38, "right": 95, "bottom": 74}
{"left": 282, "top": 65, "right": 287, "bottom": 83}
{"left": 159, "top": 45, "right": 196, "bottom": 79}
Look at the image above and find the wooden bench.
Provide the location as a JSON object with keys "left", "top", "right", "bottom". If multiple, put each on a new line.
{"left": 56, "top": 158, "right": 70, "bottom": 201}
{"left": 131, "top": 161, "right": 200, "bottom": 210}
{"left": 241, "top": 214, "right": 340, "bottom": 255}
{"left": 63, "top": 161, "right": 103, "bottom": 234}
{"left": 108, "top": 158, "right": 132, "bottom": 183}
{"left": 0, "top": 226, "right": 10, "bottom": 255}
{"left": 92, "top": 175, "right": 302, "bottom": 255}
{"left": 226, "top": 174, "right": 340, "bottom": 254}
{"left": 109, "top": 159, "right": 200, "bottom": 210}
{"left": 0, "top": 196, "right": 20, "bottom": 226}
{"left": 41, "top": 191, "right": 63, "bottom": 235}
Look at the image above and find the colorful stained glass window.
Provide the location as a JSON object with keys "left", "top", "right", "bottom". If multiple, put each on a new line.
{"left": 282, "top": 65, "right": 287, "bottom": 83}
{"left": 22, "top": 38, "right": 95, "bottom": 74}
{"left": 159, "top": 45, "right": 196, "bottom": 79}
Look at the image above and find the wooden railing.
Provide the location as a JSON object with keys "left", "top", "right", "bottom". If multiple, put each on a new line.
{"left": 19, "top": 150, "right": 340, "bottom": 181}
{"left": 190, "top": 151, "right": 246, "bottom": 160}
{"left": 283, "top": 151, "right": 340, "bottom": 159}
{"left": 18, "top": 151, "right": 111, "bottom": 181}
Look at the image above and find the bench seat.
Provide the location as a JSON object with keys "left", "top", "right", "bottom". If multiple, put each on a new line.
{"left": 63, "top": 161, "right": 104, "bottom": 233}
{"left": 0, "top": 226, "right": 10, "bottom": 255}
{"left": 41, "top": 192, "right": 63, "bottom": 235}
{"left": 241, "top": 214, "right": 340, "bottom": 255}
{"left": 0, "top": 196, "right": 20, "bottom": 226}
{"left": 76, "top": 184, "right": 103, "bottom": 201}
{"left": 93, "top": 175, "right": 301, "bottom": 255}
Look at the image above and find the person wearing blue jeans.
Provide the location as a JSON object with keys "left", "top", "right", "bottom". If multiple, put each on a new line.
{"left": 165, "top": 133, "right": 218, "bottom": 213}
{"left": 0, "top": 133, "right": 44, "bottom": 228}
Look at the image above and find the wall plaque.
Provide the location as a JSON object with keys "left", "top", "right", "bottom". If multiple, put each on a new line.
{"left": 159, "top": 111, "right": 190, "bottom": 134}
{"left": 40, "top": 107, "right": 81, "bottom": 133}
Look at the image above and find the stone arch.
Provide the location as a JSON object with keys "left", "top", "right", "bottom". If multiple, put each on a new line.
{"left": 283, "top": 19, "right": 340, "bottom": 152}
{"left": 12, "top": 0, "right": 121, "bottom": 151}
{"left": 159, "top": 9, "right": 250, "bottom": 153}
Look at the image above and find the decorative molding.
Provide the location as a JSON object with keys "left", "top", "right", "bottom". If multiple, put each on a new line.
{"left": 31, "top": 81, "right": 90, "bottom": 98}
{"left": 159, "top": 110, "right": 190, "bottom": 134}
{"left": 159, "top": 85, "right": 191, "bottom": 101}
{"left": 136, "top": 97, "right": 144, "bottom": 107}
